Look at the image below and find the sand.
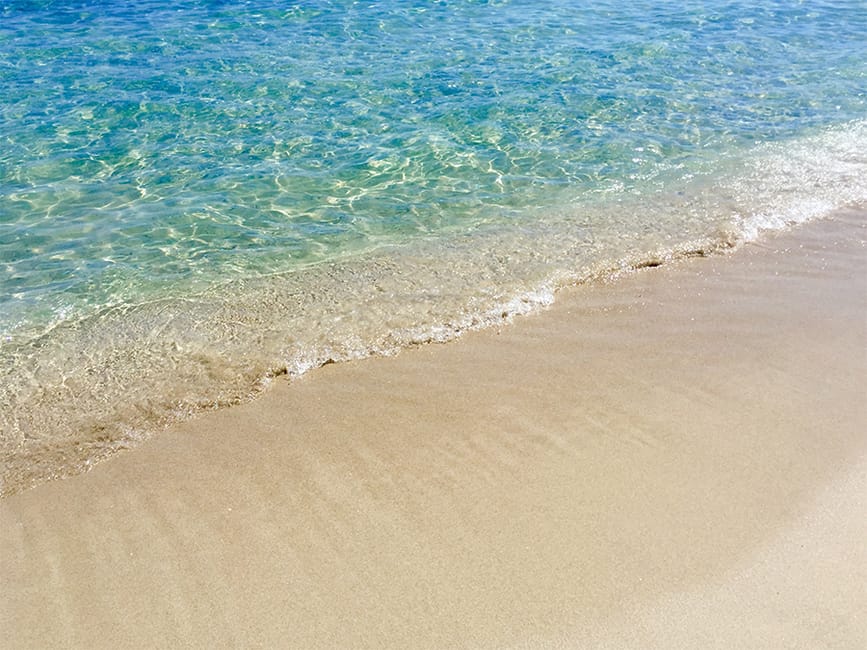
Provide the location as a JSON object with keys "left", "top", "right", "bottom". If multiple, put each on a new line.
{"left": 2, "top": 208, "right": 865, "bottom": 648}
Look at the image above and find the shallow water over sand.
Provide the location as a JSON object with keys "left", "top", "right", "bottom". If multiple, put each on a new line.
{"left": 1, "top": 1, "right": 866, "bottom": 492}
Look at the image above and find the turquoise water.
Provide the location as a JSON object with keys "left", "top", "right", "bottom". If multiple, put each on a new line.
{"left": 2, "top": 0, "right": 866, "bottom": 493}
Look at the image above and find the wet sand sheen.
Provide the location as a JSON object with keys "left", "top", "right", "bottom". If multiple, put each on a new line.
{"left": 2, "top": 209, "right": 866, "bottom": 648}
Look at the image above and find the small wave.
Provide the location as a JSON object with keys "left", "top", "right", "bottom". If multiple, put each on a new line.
{"left": 2, "top": 120, "right": 865, "bottom": 496}
{"left": 728, "top": 120, "right": 867, "bottom": 240}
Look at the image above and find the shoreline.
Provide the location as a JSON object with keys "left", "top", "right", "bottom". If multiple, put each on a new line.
{"left": 5, "top": 118, "right": 867, "bottom": 498}
{"left": 2, "top": 208, "right": 865, "bottom": 647}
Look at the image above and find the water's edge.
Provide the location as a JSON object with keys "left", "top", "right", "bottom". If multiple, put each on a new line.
{"left": 3, "top": 2, "right": 866, "bottom": 496}
{"left": 3, "top": 194, "right": 865, "bottom": 497}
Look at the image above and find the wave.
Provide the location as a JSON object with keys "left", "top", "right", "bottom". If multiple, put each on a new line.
{"left": 1, "top": 120, "right": 865, "bottom": 496}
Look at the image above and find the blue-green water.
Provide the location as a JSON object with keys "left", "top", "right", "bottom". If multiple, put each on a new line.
{"left": 1, "top": 0, "right": 866, "bottom": 493}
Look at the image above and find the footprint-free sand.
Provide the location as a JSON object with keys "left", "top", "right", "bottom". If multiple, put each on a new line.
{"left": 2, "top": 209, "right": 865, "bottom": 648}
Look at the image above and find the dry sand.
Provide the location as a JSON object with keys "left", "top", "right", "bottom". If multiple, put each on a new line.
{"left": 2, "top": 208, "right": 866, "bottom": 648}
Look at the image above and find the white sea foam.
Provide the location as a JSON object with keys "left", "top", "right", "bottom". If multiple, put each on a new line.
{"left": 727, "top": 120, "right": 867, "bottom": 241}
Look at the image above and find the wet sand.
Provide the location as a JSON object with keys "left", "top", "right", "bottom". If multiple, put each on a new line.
{"left": 2, "top": 208, "right": 865, "bottom": 648}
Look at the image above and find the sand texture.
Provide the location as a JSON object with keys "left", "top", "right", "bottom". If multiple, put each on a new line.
{"left": 2, "top": 209, "right": 866, "bottom": 648}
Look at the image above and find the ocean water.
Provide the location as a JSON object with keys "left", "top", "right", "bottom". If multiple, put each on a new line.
{"left": 1, "top": 0, "right": 865, "bottom": 494}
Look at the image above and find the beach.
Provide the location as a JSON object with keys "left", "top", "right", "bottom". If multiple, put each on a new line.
{"left": 2, "top": 208, "right": 864, "bottom": 648}
{"left": 4, "top": 1, "right": 867, "bottom": 499}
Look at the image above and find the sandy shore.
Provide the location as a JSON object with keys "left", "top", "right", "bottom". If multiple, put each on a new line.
{"left": 2, "top": 208, "right": 865, "bottom": 648}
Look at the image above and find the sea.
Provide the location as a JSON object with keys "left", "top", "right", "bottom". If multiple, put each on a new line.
{"left": 1, "top": 0, "right": 865, "bottom": 494}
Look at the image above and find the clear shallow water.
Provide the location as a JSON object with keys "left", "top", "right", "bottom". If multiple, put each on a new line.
{"left": 1, "top": 0, "right": 866, "bottom": 493}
